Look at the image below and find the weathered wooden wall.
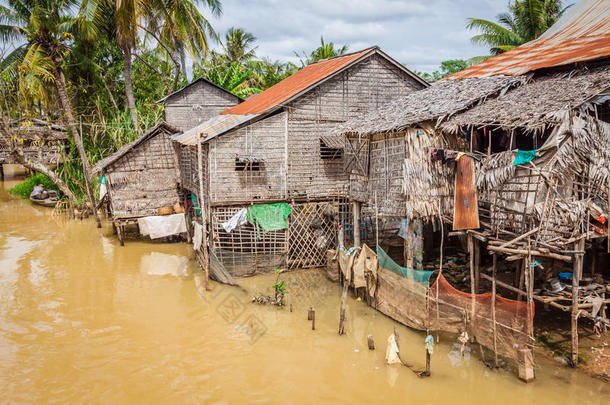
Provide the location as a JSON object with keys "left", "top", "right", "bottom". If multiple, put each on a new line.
{"left": 165, "top": 81, "right": 241, "bottom": 132}
{"left": 208, "top": 112, "right": 287, "bottom": 203}
{"left": 206, "top": 53, "right": 425, "bottom": 205}
{"left": 0, "top": 147, "right": 63, "bottom": 165}
{"left": 177, "top": 143, "right": 208, "bottom": 202}
{"left": 106, "top": 131, "right": 180, "bottom": 217}
{"left": 286, "top": 54, "right": 423, "bottom": 199}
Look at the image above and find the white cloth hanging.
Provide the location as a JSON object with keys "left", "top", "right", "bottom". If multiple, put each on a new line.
{"left": 193, "top": 222, "right": 203, "bottom": 250}
{"left": 222, "top": 208, "right": 248, "bottom": 233}
{"left": 138, "top": 214, "right": 186, "bottom": 239}
{"left": 385, "top": 334, "right": 402, "bottom": 365}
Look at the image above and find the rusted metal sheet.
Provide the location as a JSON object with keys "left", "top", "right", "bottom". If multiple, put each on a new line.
{"left": 453, "top": 155, "right": 479, "bottom": 230}
{"left": 450, "top": 0, "right": 610, "bottom": 79}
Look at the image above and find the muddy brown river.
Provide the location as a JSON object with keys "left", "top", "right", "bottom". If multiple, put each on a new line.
{"left": 0, "top": 165, "right": 608, "bottom": 404}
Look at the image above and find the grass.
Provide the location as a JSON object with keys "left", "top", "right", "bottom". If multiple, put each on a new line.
{"left": 8, "top": 173, "right": 60, "bottom": 199}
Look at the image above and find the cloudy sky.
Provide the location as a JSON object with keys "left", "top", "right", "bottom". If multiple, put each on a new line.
{"left": 206, "top": 0, "right": 510, "bottom": 73}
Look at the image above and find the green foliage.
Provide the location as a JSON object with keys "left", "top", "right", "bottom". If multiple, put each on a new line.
{"left": 296, "top": 37, "right": 349, "bottom": 66}
{"left": 272, "top": 268, "right": 288, "bottom": 299}
{"left": 194, "top": 58, "right": 261, "bottom": 98}
{"left": 8, "top": 173, "right": 59, "bottom": 199}
{"left": 467, "top": 0, "right": 571, "bottom": 57}
{"left": 415, "top": 59, "right": 471, "bottom": 82}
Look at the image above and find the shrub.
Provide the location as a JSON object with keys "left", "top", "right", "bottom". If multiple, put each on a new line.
{"left": 8, "top": 173, "right": 59, "bottom": 199}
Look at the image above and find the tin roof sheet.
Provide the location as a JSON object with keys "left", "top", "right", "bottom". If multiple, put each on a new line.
{"left": 450, "top": 0, "right": 610, "bottom": 79}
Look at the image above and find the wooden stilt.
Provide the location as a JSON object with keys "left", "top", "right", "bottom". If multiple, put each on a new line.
{"left": 308, "top": 307, "right": 313, "bottom": 320}
{"left": 468, "top": 234, "right": 476, "bottom": 327}
{"left": 474, "top": 239, "right": 481, "bottom": 294}
{"left": 491, "top": 253, "right": 499, "bottom": 369}
{"left": 353, "top": 201, "right": 361, "bottom": 248}
{"left": 571, "top": 238, "right": 585, "bottom": 365}
{"left": 339, "top": 275, "right": 349, "bottom": 335}
{"left": 117, "top": 223, "right": 124, "bottom": 246}
{"left": 197, "top": 133, "right": 210, "bottom": 291}
{"left": 311, "top": 308, "right": 315, "bottom": 330}
{"left": 0, "top": 164, "right": 4, "bottom": 179}
{"left": 425, "top": 348, "right": 431, "bottom": 377}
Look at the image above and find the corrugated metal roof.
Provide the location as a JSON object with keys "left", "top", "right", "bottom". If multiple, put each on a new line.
{"left": 450, "top": 0, "right": 610, "bottom": 79}
{"left": 172, "top": 114, "right": 260, "bottom": 145}
{"left": 220, "top": 48, "right": 377, "bottom": 115}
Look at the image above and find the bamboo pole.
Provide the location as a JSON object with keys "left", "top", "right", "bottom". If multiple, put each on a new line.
{"left": 468, "top": 234, "right": 476, "bottom": 332}
{"left": 571, "top": 238, "right": 585, "bottom": 365}
{"left": 353, "top": 201, "right": 361, "bottom": 248}
{"left": 197, "top": 133, "right": 210, "bottom": 291}
{"left": 374, "top": 191, "right": 379, "bottom": 248}
{"left": 491, "top": 253, "right": 499, "bottom": 368}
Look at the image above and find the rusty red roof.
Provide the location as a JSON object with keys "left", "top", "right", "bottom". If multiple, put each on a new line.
{"left": 221, "top": 48, "right": 376, "bottom": 115}
{"left": 450, "top": 0, "right": 610, "bottom": 79}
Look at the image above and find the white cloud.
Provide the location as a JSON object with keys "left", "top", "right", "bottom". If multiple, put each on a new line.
{"left": 203, "top": 0, "right": 509, "bottom": 73}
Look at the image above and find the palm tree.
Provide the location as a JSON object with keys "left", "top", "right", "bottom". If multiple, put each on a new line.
{"left": 223, "top": 27, "right": 257, "bottom": 65}
{"left": 145, "top": 0, "right": 221, "bottom": 84}
{"left": 296, "top": 37, "right": 349, "bottom": 66}
{"left": 0, "top": 0, "right": 101, "bottom": 224}
{"left": 467, "top": 0, "right": 571, "bottom": 56}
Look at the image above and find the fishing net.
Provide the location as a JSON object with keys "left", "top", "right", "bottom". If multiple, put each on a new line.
{"left": 428, "top": 273, "right": 534, "bottom": 360}
{"left": 375, "top": 246, "right": 433, "bottom": 330}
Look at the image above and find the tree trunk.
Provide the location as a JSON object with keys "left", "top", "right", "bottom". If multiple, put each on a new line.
{"left": 52, "top": 61, "right": 101, "bottom": 227}
{"left": 122, "top": 45, "right": 139, "bottom": 132}
{"left": 180, "top": 45, "right": 188, "bottom": 82}
{"left": 0, "top": 124, "right": 76, "bottom": 202}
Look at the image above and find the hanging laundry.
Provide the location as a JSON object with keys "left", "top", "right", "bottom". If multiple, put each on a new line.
{"left": 513, "top": 149, "right": 538, "bottom": 166}
{"left": 222, "top": 208, "right": 248, "bottom": 233}
{"left": 193, "top": 222, "right": 203, "bottom": 250}
{"left": 247, "top": 203, "right": 292, "bottom": 233}
{"left": 397, "top": 219, "right": 409, "bottom": 240}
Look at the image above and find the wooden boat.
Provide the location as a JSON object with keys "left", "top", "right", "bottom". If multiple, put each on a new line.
{"left": 30, "top": 191, "right": 60, "bottom": 207}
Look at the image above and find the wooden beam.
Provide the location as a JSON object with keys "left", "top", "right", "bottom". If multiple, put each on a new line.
{"left": 495, "top": 227, "right": 539, "bottom": 250}
{"left": 487, "top": 245, "right": 572, "bottom": 262}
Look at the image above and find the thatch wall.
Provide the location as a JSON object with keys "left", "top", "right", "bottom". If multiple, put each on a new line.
{"left": 348, "top": 125, "right": 468, "bottom": 220}
{"left": 96, "top": 124, "right": 180, "bottom": 218}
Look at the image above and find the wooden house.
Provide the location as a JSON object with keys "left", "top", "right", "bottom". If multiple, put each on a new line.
{"left": 331, "top": 0, "right": 610, "bottom": 378}
{"left": 0, "top": 118, "right": 68, "bottom": 176}
{"left": 158, "top": 77, "right": 242, "bottom": 132}
{"left": 92, "top": 123, "right": 181, "bottom": 244}
{"left": 173, "top": 46, "right": 428, "bottom": 277}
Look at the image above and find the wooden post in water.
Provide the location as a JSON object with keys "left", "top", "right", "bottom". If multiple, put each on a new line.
{"left": 425, "top": 348, "right": 431, "bottom": 377}
{"left": 367, "top": 335, "right": 375, "bottom": 350}
{"left": 491, "top": 253, "right": 499, "bottom": 369}
{"left": 353, "top": 201, "right": 361, "bottom": 248}
{"left": 197, "top": 133, "right": 210, "bottom": 291}
{"left": 468, "top": 233, "right": 476, "bottom": 331}
{"left": 308, "top": 307, "right": 313, "bottom": 320}
{"left": 571, "top": 238, "right": 585, "bottom": 365}
{"left": 311, "top": 308, "right": 315, "bottom": 330}
{"left": 474, "top": 239, "right": 481, "bottom": 294}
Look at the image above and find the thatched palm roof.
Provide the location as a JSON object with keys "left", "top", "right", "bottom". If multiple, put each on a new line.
{"left": 332, "top": 75, "right": 525, "bottom": 137}
{"left": 441, "top": 66, "right": 610, "bottom": 133}
{"left": 92, "top": 122, "right": 179, "bottom": 174}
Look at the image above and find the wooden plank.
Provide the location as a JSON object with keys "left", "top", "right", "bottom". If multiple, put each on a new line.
{"left": 453, "top": 155, "right": 479, "bottom": 230}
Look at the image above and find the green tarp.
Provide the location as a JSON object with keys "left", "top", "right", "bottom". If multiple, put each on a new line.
{"left": 247, "top": 203, "right": 292, "bottom": 233}
{"left": 376, "top": 245, "right": 433, "bottom": 286}
{"left": 513, "top": 149, "right": 537, "bottom": 166}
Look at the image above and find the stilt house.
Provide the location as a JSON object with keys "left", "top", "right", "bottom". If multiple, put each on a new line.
{"left": 331, "top": 0, "right": 610, "bottom": 378}
{"left": 92, "top": 122, "right": 181, "bottom": 244}
{"left": 173, "top": 47, "right": 428, "bottom": 276}
{"left": 0, "top": 118, "right": 68, "bottom": 168}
